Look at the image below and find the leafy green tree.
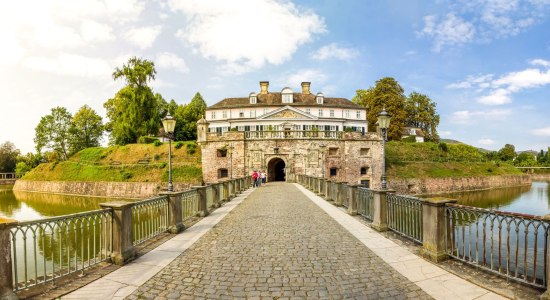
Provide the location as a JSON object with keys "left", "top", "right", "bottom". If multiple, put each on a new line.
{"left": 405, "top": 92, "right": 440, "bottom": 142}
{"left": 34, "top": 107, "right": 72, "bottom": 160}
{"left": 104, "top": 57, "right": 161, "bottom": 145}
{"left": 353, "top": 77, "right": 407, "bottom": 140}
{"left": 15, "top": 162, "right": 31, "bottom": 177}
{"left": 0, "top": 141, "right": 20, "bottom": 172}
{"left": 17, "top": 152, "right": 43, "bottom": 169}
{"left": 174, "top": 92, "right": 207, "bottom": 141}
{"left": 514, "top": 152, "right": 537, "bottom": 167}
{"left": 497, "top": 144, "right": 516, "bottom": 161}
{"left": 69, "top": 105, "right": 104, "bottom": 155}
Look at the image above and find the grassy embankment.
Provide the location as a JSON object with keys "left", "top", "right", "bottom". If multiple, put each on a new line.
{"left": 22, "top": 142, "right": 202, "bottom": 183}
{"left": 386, "top": 141, "right": 521, "bottom": 179}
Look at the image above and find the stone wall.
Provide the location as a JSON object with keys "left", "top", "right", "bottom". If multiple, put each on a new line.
{"left": 389, "top": 174, "right": 532, "bottom": 195}
{"left": 13, "top": 180, "right": 196, "bottom": 198}
{"left": 199, "top": 131, "right": 384, "bottom": 186}
{"left": 530, "top": 173, "right": 550, "bottom": 181}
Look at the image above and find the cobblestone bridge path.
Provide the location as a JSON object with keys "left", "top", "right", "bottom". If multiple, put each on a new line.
{"left": 127, "top": 182, "right": 431, "bottom": 299}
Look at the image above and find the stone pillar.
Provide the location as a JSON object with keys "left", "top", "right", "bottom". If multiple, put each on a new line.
{"left": 347, "top": 184, "right": 359, "bottom": 216}
{"left": 192, "top": 186, "right": 209, "bottom": 217}
{"left": 227, "top": 180, "right": 234, "bottom": 198}
{"left": 236, "top": 178, "right": 241, "bottom": 193}
{"left": 221, "top": 180, "right": 229, "bottom": 202}
{"left": 159, "top": 192, "right": 184, "bottom": 234}
{"left": 325, "top": 179, "right": 332, "bottom": 201}
{"left": 319, "top": 178, "right": 326, "bottom": 197}
{"left": 335, "top": 182, "right": 346, "bottom": 206}
{"left": 371, "top": 190, "right": 394, "bottom": 232}
{"left": 420, "top": 198, "right": 457, "bottom": 262}
{"left": 99, "top": 202, "right": 136, "bottom": 265}
{"left": 0, "top": 219, "right": 17, "bottom": 300}
{"left": 211, "top": 183, "right": 221, "bottom": 208}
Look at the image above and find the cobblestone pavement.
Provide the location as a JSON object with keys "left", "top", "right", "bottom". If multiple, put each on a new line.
{"left": 127, "top": 182, "right": 432, "bottom": 299}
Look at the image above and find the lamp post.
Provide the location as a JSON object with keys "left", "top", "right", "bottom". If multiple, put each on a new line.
{"left": 227, "top": 143, "right": 234, "bottom": 179}
{"left": 377, "top": 107, "right": 391, "bottom": 190}
{"left": 319, "top": 144, "right": 327, "bottom": 179}
{"left": 162, "top": 113, "right": 176, "bottom": 192}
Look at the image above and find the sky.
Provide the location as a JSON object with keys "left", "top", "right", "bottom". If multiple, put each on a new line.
{"left": 1, "top": 0, "right": 550, "bottom": 154}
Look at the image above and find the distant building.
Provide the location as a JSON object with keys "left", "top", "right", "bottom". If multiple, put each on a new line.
{"left": 401, "top": 127, "right": 425, "bottom": 143}
{"left": 197, "top": 81, "right": 384, "bottom": 187}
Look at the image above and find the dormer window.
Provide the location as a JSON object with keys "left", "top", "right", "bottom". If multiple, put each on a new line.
{"left": 316, "top": 92, "right": 324, "bottom": 104}
{"left": 249, "top": 92, "right": 257, "bottom": 104}
{"left": 281, "top": 87, "right": 293, "bottom": 103}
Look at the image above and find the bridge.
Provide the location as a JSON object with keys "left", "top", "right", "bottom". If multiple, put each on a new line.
{"left": 0, "top": 173, "right": 17, "bottom": 185}
{"left": 0, "top": 177, "right": 543, "bottom": 299}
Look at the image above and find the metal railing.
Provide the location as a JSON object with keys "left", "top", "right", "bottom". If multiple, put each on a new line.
{"left": 132, "top": 196, "right": 169, "bottom": 245}
{"left": 245, "top": 130, "right": 344, "bottom": 140}
{"left": 386, "top": 194, "right": 423, "bottom": 243}
{"left": 446, "top": 204, "right": 550, "bottom": 288}
{"left": 357, "top": 188, "right": 374, "bottom": 221}
{"left": 181, "top": 189, "right": 200, "bottom": 220}
{"left": 10, "top": 209, "right": 112, "bottom": 291}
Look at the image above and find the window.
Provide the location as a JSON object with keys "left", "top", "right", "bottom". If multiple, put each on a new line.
{"left": 306, "top": 108, "right": 311, "bottom": 115}
{"left": 239, "top": 110, "right": 244, "bottom": 118}
{"left": 356, "top": 110, "right": 361, "bottom": 119}
{"left": 318, "top": 109, "right": 323, "bottom": 117}
{"left": 330, "top": 167, "right": 337, "bottom": 177}
{"left": 330, "top": 110, "right": 334, "bottom": 117}
{"left": 282, "top": 94, "right": 292, "bottom": 103}
{"left": 222, "top": 111, "right": 228, "bottom": 118}
{"left": 263, "top": 108, "right": 268, "bottom": 115}
{"left": 250, "top": 110, "right": 256, "bottom": 118}
{"left": 316, "top": 92, "right": 324, "bottom": 104}
{"left": 360, "top": 167, "right": 369, "bottom": 175}
{"left": 217, "top": 149, "right": 228, "bottom": 157}
{"left": 360, "top": 180, "right": 370, "bottom": 188}
{"left": 360, "top": 148, "right": 370, "bottom": 156}
{"left": 328, "top": 147, "right": 338, "bottom": 156}
{"left": 249, "top": 92, "right": 257, "bottom": 104}
{"left": 345, "top": 110, "right": 350, "bottom": 118}
{"left": 218, "top": 168, "right": 228, "bottom": 178}
{"left": 238, "top": 126, "right": 245, "bottom": 131}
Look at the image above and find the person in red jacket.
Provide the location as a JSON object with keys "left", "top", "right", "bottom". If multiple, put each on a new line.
{"left": 252, "top": 170, "right": 259, "bottom": 187}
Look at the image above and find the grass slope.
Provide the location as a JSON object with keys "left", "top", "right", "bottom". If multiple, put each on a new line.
{"left": 386, "top": 141, "right": 521, "bottom": 179}
{"left": 22, "top": 142, "right": 202, "bottom": 183}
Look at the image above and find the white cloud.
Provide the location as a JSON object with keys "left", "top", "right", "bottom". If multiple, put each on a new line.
{"left": 419, "top": 13, "right": 475, "bottom": 52}
{"left": 493, "top": 68, "right": 550, "bottom": 92}
{"left": 478, "top": 138, "right": 495, "bottom": 145}
{"left": 447, "top": 74, "right": 493, "bottom": 89}
{"left": 477, "top": 88, "right": 511, "bottom": 105}
{"left": 530, "top": 59, "right": 550, "bottom": 67}
{"left": 439, "top": 130, "right": 452, "bottom": 137}
{"left": 124, "top": 25, "right": 163, "bottom": 49}
{"left": 276, "top": 69, "right": 328, "bottom": 89}
{"left": 156, "top": 52, "right": 189, "bottom": 73}
{"left": 451, "top": 109, "right": 512, "bottom": 123}
{"left": 81, "top": 20, "right": 115, "bottom": 43}
{"left": 169, "top": 0, "right": 326, "bottom": 73}
{"left": 310, "top": 43, "right": 359, "bottom": 61}
{"left": 22, "top": 54, "right": 112, "bottom": 80}
{"left": 531, "top": 127, "right": 550, "bottom": 136}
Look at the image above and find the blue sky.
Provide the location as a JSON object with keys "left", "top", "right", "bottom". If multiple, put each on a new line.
{"left": 1, "top": 0, "right": 550, "bottom": 153}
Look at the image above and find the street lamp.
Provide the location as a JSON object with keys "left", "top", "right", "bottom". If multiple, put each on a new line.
{"left": 162, "top": 113, "right": 176, "bottom": 192}
{"left": 377, "top": 107, "right": 391, "bottom": 190}
{"left": 319, "top": 144, "right": 327, "bottom": 179}
{"left": 227, "top": 143, "right": 234, "bottom": 179}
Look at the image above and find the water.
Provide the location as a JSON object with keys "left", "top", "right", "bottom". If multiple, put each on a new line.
{"left": 0, "top": 185, "right": 135, "bottom": 221}
{"left": 434, "top": 181, "right": 550, "bottom": 216}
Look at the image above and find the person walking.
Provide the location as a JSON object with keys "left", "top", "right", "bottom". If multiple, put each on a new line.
{"left": 252, "top": 170, "right": 259, "bottom": 187}
{"left": 261, "top": 170, "right": 266, "bottom": 184}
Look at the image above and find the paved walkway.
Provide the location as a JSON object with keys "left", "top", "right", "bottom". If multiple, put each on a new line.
{"left": 65, "top": 182, "right": 505, "bottom": 300}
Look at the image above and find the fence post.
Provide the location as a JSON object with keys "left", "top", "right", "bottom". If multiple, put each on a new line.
{"left": 420, "top": 198, "right": 457, "bottom": 262}
{"left": 325, "top": 179, "right": 332, "bottom": 201}
{"left": 334, "top": 182, "right": 346, "bottom": 206}
{"left": 99, "top": 202, "right": 136, "bottom": 265}
{"left": 221, "top": 180, "right": 229, "bottom": 202}
{"left": 211, "top": 183, "right": 221, "bottom": 208}
{"left": 0, "top": 219, "right": 17, "bottom": 300}
{"left": 371, "top": 190, "right": 393, "bottom": 232}
{"left": 347, "top": 184, "right": 359, "bottom": 216}
{"left": 192, "top": 186, "right": 209, "bottom": 217}
{"left": 319, "top": 178, "right": 326, "bottom": 197}
{"left": 543, "top": 215, "right": 550, "bottom": 300}
{"left": 159, "top": 192, "right": 184, "bottom": 234}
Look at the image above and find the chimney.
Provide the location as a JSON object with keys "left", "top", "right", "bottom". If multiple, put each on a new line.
{"left": 260, "top": 81, "right": 269, "bottom": 94}
{"left": 301, "top": 82, "right": 311, "bottom": 95}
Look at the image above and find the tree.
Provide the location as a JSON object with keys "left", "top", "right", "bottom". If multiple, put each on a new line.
{"left": 0, "top": 141, "right": 20, "bottom": 172}
{"left": 514, "top": 152, "right": 537, "bottom": 167}
{"left": 353, "top": 77, "right": 407, "bottom": 140}
{"left": 497, "top": 144, "right": 516, "bottom": 161}
{"left": 34, "top": 107, "right": 72, "bottom": 160}
{"left": 69, "top": 105, "right": 104, "bottom": 155}
{"left": 104, "top": 57, "right": 162, "bottom": 145}
{"left": 405, "top": 92, "right": 440, "bottom": 142}
{"left": 174, "top": 92, "right": 207, "bottom": 141}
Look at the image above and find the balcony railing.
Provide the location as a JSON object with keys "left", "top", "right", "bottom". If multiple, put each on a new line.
{"left": 245, "top": 130, "right": 344, "bottom": 140}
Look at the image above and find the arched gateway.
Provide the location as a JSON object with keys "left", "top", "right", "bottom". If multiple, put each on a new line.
{"left": 268, "top": 158, "right": 286, "bottom": 182}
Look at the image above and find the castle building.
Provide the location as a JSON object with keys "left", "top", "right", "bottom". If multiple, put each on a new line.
{"left": 197, "top": 81, "right": 384, "bottom": 187}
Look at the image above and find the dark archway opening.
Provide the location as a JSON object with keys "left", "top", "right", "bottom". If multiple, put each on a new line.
{"left": 268, "top": 158, "right": 286, "bottom": 181}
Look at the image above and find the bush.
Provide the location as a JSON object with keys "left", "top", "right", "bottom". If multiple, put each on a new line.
{"left": 138, "top": 136, "right": 160, "bottom": 144}
{"left": 153, "top": 140, "right": 162, "bottom": 147}
{"left": 159, "top": 162, "right": 167, "bottom": 168}
{"left": 175, "top": 141, "right": 184, "bottom": 149}
{"left": 187, "top": 143, "right": 197, "bottom": 155}
{"left": 121, "top": 171, "right": 133, "bottom": 180}
{"left": 15, "top": 162, "right": 31, "bottom": 177}
{"left": 153, "top": 154, "right": 160, "bottom": 161}
{"left": 402, "top": 136, "right": 416, "bottom": 143}
{"left": 438, "top": 142, "right": 448, "bottom": 152}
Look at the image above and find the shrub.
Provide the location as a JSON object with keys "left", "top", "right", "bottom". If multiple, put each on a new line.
{"left": 175, "top": 141, "right": 184, "bottom": 149}
{"left": 153, "top": 140, "right": 162, "bottom": 147}
{"left": 153, "top": 154, "right": 160, "bottom": 161}
{"left": 159, "top": 162, "right": 167, "bottom": 168}
{"left": 138, "top": 136, "right": 160, "bottom": 144}
{"left": 121, "top": 171, "right": 133, "bottom": 180}
{"left": 438, "top": 142, "right": 448, "bottom": 152}
{"left": 402, "top": 136, "right": 416, "bottom": 143}
{"left": 187, "top": 143, "right": 197, "bottom": 155}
